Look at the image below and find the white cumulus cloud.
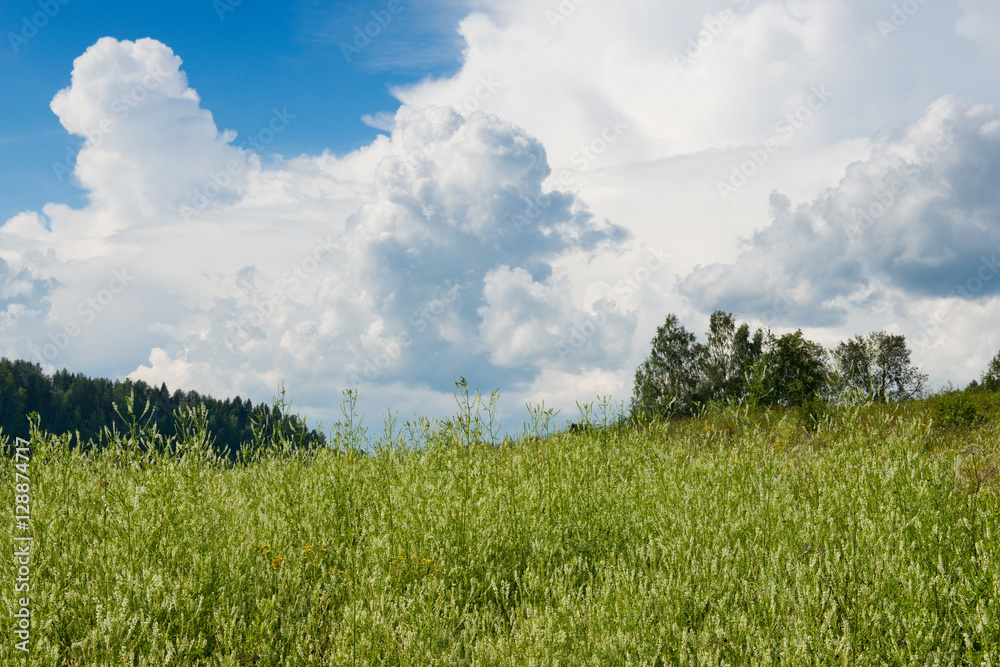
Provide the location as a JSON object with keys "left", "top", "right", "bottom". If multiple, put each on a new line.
{"left": 680, "top": 95, "right": 1000, "bottom": 326}
{"left": 1, "top": 37, "right": 633, "bottom": 428}
{"left": 6, "top": 0, "right": 1000, "bottom": 427}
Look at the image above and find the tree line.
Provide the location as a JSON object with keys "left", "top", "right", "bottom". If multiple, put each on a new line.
{"left": 633, "top": 311, "right": 1000, "bottom": 419}
{"left": 0, "top": 358, "right": 326, "bottom": 459}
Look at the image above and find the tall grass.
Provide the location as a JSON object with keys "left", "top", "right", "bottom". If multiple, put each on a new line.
{"left": 2, "top": 386, "right": 998, "bottom": 665}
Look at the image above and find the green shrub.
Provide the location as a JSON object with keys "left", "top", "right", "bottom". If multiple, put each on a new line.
{"left": 795, "top": 397, "right": 829, "bottom": 432}
{"left": 933, "top": 390, "right": 984, "bottom": 429}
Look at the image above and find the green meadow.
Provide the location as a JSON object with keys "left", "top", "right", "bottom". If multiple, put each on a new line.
{"left": 3, "top": 387, "right": 999, "bottom": 665}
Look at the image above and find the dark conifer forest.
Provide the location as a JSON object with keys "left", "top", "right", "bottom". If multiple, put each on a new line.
{"left": 0, "top": 357, "right": 326, "bottom": 459}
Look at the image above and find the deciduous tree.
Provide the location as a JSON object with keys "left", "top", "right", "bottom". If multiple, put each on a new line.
{"left": 699, "top": 311, "right": 765, "bottom": 404}
{"left": 982, "top": 348, "right": 1000, "bottom": 392}
{"left": 751, "top": 330, "right": 828, "bottom": 407}
{"left": 830, "top": 331, "right": 926, "bottom": 403}
{"left": 634, "top": 311, "right": 766, "bottom": 418}
{"left": 633, "top": 314, "right": 703, "bottom": 418}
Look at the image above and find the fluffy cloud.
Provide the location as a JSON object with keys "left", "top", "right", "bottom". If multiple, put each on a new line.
{"left": 478, "top": 265, "right": 634, "bottom": 369}
{"left": 391, "top": 0, "right": 1000, "bottom": 289}
{"left": 6, "top": 0, "right": 1000, "bottom": 429}
{"left": 396, "top": 1, "right": 984, "bottom": 173}
{"left": 680, "top": 95, "right": 1000, "bottom": 326}
{"left": 213, "top": 104, "right": 631, "bottom": 398}
{"left": 956, "top": 0, "right": 1000, "bottom": 65}
{"left": 49, "top": 37, "right": 252, "bottom": 226}
{"left": 1, "top": 36, "right": 632, "bottom": 426}
{"left": 386, "top": 0, "right": 1000, "bottom": 392}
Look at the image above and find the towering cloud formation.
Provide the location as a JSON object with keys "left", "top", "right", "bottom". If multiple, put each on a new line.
{"left": 49, "top": 37, "right": 252, "bottom": 225}
{"left": 329, "top": 106, "right": 632, "bottom": 381}
{"left": 1, "top": 37, "right": 631, "bottom": 418}
{"left": 5, "top": 0, "right": 1000, "bottom": 424}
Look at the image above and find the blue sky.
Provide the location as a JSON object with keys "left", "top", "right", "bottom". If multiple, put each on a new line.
{"left": 1, "top": 0, "right": 465, "bottom": 220}
{"left": 2, "top": 0, "right": 1000, "bottom": 432}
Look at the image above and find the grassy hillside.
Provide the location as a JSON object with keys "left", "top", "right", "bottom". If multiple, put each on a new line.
{"left": 2, "top": 389, "right": 998, "bottom": 665}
